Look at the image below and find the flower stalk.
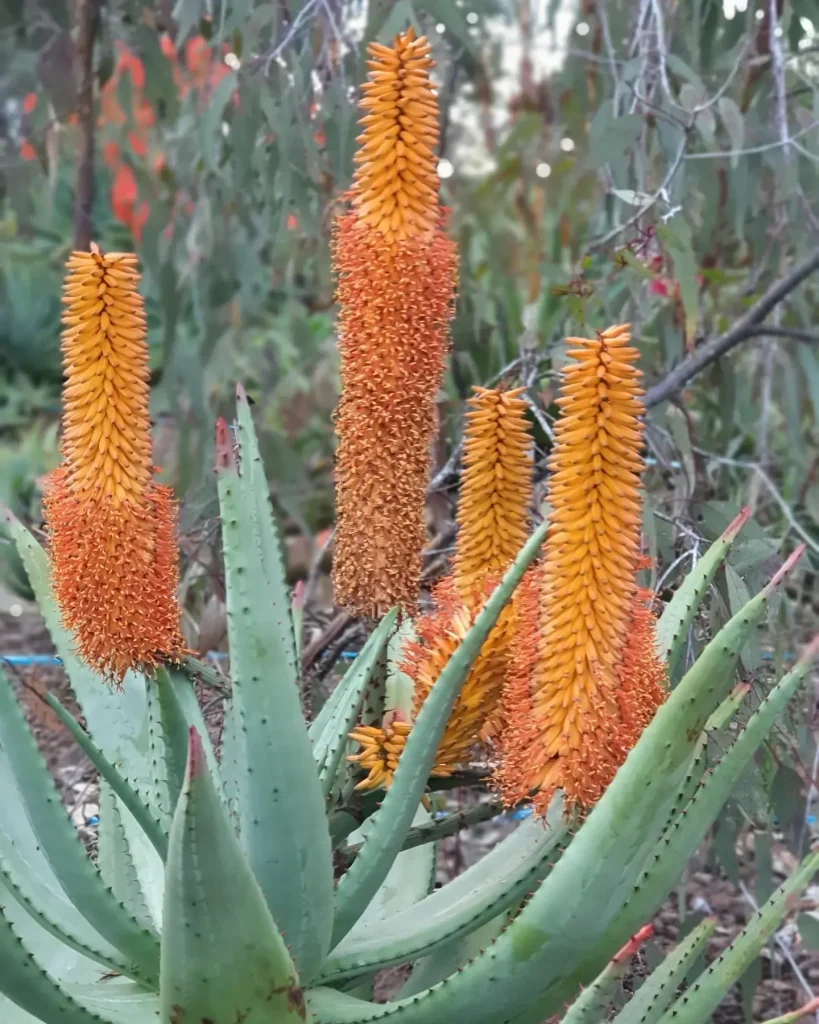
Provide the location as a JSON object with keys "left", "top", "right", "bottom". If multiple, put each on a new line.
{"left": 332, "top": 28, "right": 458, "bottom": 618}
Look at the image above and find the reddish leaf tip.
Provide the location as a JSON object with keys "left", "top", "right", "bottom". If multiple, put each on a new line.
{"left": 214, "top": 418, "right": 234, "bottom": 473}
{"left": 186, "top": 727, "right": 206, "bottom": 779}
{"left": 236, "top": 381, "right": 247, "bottom": 404}
{"left": 767, "top": 544, "right": 806, "bottom": 590}
{"left": 724, "top": 505, "right": 752, "bottom": 539}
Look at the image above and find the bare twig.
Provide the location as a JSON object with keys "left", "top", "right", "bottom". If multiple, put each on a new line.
{"left": 768, "top": 0, "right": 791, "bottom": 162}
{"left": 644, "top": 248, "right": 819, "bottom": 407}
{"left": 595, "top": 0, "right": 622, "bottom": 114}
{"left": 72, "top": 0, "right": 101, "bottom": 251}
{"left": 731, "top": 326, "right": 819, "bottom": 345}
{"left": 685, "top": 119, "right": 819, "bottom": 160}
{"left": 253, "top": 0, "right": 321, "bottom": 73}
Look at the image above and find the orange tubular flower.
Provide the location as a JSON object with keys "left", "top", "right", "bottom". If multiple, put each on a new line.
{"left": 332, "top": 28, "right": 458, "bottom": 618}
{"left": 351, "top": 387, "right": 534, "bottom": 790}
{"left": 43, "top": 246, "right": 185, "bottom": 682}
{"left": 455, "top": 386, "right": 533, "bottom": 597}
{"left": 496, "top": 324, "right": 666, "bottom": 815}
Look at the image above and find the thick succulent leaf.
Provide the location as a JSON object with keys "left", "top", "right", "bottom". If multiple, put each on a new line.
{"left": 346, "top": 805, "right": 436, "bottom": 930}
{"left": 307, "top": 553, "right": 801, "bottom": 1024}
{"left": 613, "top": 642, "right": 818, "bottom": 942}
{"left": 45, "top": 692, "right": 168, "bottom": 860}
{"left": 0, "top": 908, "right": 104, "bottom": 1024}
{"left": 160, "top": 729, "right": 309, "bottom": 1024}
{"left": 320, "top": 799, "right": 565, "bottom": 985}
{"left": 97, "top": 780, "right": 153, "bottom": 931}
{"left": 658, "top": 852, "right": 819, "bottom": 1024}
{"left": 330, "top": 522, "right": 549, "bottom": 947}
{"left": 234, "top": 383, "right": 299, "bottom": 669}
{"left": 558, "top": 954, "right": 630, "bottom": 1024}
{"left": 0, "top": 831, "right": 129, "bottom": 979}
{"left": 151, "top": 668, "right": 222, "bottom": 812}
{"left": 5, "top": 512, "right": 159, "bottom": 815}
{"left": 0, "top": 996, "right": 44, "bottom": 1023}
{"left": 0, "top": 882, "right": 161, "bottom": 1024}
{"left": 117, "top": 804, "right": 164, "bottom": 933}
{"left": 398, "top": 913, "right": 511, "bottom": 999}
{"left": 656, "top": 506, "right": 750, "bottom": 675}
{"left": 0, "top": 667, "right": 160, "bottom": 984}
{"left": 216, "top": 421, "right": 333, "bottom": 980}
{"left": 611, "top": 917, "right": 715, "bottom": 1024}
{"left": 315, "top": 610, "right": 397, "bottom": 795}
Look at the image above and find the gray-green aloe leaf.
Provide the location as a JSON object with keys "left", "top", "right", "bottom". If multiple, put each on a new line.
{"left": 216, "top": 416, "right": 334, "bottom": 980}
{"left": 314, "top": 609, "right": 398, "bottom": 796}
{"left": 656, "top": 505, "right": 750, "bottom": 675}
{"left": 0, "top": 666, "right": 160, "bottom": 985}
{"left": 611, "top": 917, "right": 715, "bottom": 1024}
{"left": 160, "top": 728, "right": 310, "bottom": 1024}
{"left": 330, "top": 521, "right": 548, "bottom": 947}
{"left": 320, "top": 798, "right": 566, "bottom": 984}
{"left": 657, "top": 851, "right": 819, "bottom": 1024}
{"left": 307, "top": 551, "right": 804, "bottom": 1024}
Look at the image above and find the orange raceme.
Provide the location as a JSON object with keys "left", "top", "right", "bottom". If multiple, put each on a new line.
{"left": 43, "top": 247, "right": 185, "bottom": 682}
{"left": 351, "top": 387, "right": 534, "bottom": 790}
{"left": 332, "top": 27, "right": 457, "bottom": 618}
{"left": 455, "top": 386, "right": 533, "bottom": 595}
{"left": 352, "top": 28, "right": 440, "bottom": 245}
{"left": 496, "top": 324, "right": 666, "bottom": 815}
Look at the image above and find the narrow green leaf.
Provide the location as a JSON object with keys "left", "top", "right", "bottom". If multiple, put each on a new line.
{"left": 315, "top": 611, "right": 397, "bottom": 796}
{"left": 656, "top": 506, "right": 751, "bottom": 675}
{"left": 0, "top": 667, "right": 160, "bottom": 985}
{"left": 0, "top": 907, "right": 103, "bottom": 1024}
{"left": 306, "top": 551, "right": 804, "bottom": 1024}
{"left": 615, "top": 642, "right": 819, "bottom": 944}
{"left": 656, "top": 219, "right": 699, "bottom": 349}
{"left": 160, "top": 729, "right": 308, "bottom": 1024}
{"left": 216, "top": 418, "right": 333, "bottom": 980}
{"left": 330, "top": 522, "right": 548, "bottom": 947}
{"left": 611, "top": 918, "right": 715, "bottom": 1024}
{"left": 234, "top": 383, "right": 298, "bottom": 673}
{"left": 44, "top": 693, "right": 168, "bottom": 861}
{"left": 97, "top": 780, "right": 153, "bottom": 932}
{"left": 658, "top": 852, "right": 819, "bottom": 1024}
{"left": 319, "top": 801, "right": 565, "bottom": 985}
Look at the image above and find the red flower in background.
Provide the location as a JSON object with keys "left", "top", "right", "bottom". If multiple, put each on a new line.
{"left": 19, "top": 141, "right": 36, "bottom": 161}
{"left": 22, "top": 92, "right": 37, "bottom": 114}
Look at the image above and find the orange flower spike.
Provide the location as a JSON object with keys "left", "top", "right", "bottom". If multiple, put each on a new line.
{"left": 455, "top": 386, "right": 533, "bottom": 596}
{"left": 43, "top": 246, "right": 186, "bottom": 683}
{"left": 332, "top": 27, "right": 457, "bottom": 617}
{"left": 499, "top": 323, "right": 666, "bottom": 814}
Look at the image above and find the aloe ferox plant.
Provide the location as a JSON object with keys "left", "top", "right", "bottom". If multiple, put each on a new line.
{"left": 1, "top": 23, "right": 818, "bottom": 1024}
{"left": 0, "top": 383, "right": 817, "bottom": 1024}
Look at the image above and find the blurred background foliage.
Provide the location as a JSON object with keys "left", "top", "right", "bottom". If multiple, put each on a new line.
{"left": 0, "top": 2, "right": 819, "bottom": 991}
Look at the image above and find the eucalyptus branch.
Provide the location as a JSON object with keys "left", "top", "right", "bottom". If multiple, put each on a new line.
{"left": 644, "top": 248, "right": 819, "bottom": 407}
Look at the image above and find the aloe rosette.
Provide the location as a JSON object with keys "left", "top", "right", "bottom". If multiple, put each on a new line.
{"left": 0, "top": 383, "right": 816, "bottom": 1024}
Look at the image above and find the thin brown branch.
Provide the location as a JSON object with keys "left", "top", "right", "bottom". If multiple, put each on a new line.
{"left": 644, "top": 247, "right": 819, "bottom": 407}
{"left": 72, "top": 0, "right": 101, "bottom": 251}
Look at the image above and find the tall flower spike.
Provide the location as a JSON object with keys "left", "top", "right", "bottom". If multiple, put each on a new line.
{"left": 43, "top": 246, "right": 186, "bottom": 682}
{"left": 332, "top": 27, "right": 458, "bottom": 617}
{"left": 349, "top": 387, "right": 533, "bottom": 790}
{"left": 496, "top": 324, "right": 666, "bottom": 815}
{"left": 455, "top": 386, "right": 533, "bottom": 597}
